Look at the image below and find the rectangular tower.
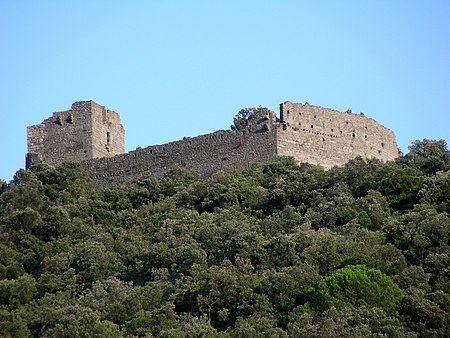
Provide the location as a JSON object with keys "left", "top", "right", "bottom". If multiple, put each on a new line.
{"left": 26, "top": 101, "right": 124, "bottom": 168}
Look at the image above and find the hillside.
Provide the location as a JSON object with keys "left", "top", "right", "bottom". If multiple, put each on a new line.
{"left": 0, "top": 139, "right": 449, "bottom": 337}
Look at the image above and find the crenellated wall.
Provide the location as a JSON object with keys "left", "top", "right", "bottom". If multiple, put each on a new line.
{"left": 26, "top": 100, "right": 398, "bottom": 189}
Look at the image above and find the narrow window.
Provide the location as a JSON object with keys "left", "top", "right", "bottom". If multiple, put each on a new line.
{"left": 311, "top": 125, "right": 313, "bottom": 128}
{"left": 106, "top": 132, "right": 111, "bottom": 146}
{"left": 352, "top": 133, "right": 355, "bottom": 138}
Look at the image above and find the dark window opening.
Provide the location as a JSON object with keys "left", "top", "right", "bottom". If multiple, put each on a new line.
{"left": 331, "top": 128, "right": 334, "bottom": 132}
{"left": 346, "top": 121, "right": 349, "bottom": 124}
{"left": 364, "top": 135, "right": 367, "bottom": 138}
{"left": 314, "top": 115, "right": 317, "bottom": 118}
{"left": 322, "top": 138, "right": 325, "bottom": 142}
{"left": 352, "top": 133, "right": 355, "bottom": 138}
{"left": 311, "top": 125, "right": 313, "bottom": 128}
{"left": 106, "top": 132, "right": 110, "bottom": 146}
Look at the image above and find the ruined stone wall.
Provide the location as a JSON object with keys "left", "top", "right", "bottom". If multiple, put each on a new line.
{"left": 26, "top": 101, "right": 124, "bottom": 168}
{"left": 27, "top": 103, "right": 92, "bottom": 167}
{"left": 81, "top": 127, "right": 277, "bottom": 189}
{"left": 26, "top": 100, "right": 399, "bottom": 189}
{"left": 90, "top": 102, "right": 124, "bottom": 158}
{"left": 276, "top": 102, "right": 398, "bottom": 168}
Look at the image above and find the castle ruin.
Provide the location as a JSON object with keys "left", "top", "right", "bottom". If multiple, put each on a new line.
{"left": 26, "top": 101, "right": 124, "bottom": 169}
{"left": 26, "top": 100, "right": 398, "bottom": 188}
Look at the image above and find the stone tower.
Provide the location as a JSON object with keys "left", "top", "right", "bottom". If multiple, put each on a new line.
{"left": 26, "top": 101, "right": 124, "bottom": 168}
{"left": 276, "top": 102, "right": 398, "bottom": 168}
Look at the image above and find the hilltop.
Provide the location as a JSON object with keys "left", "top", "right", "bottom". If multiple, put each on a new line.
{"left": 0, "top": 139, "right": 449, "bottom": 336}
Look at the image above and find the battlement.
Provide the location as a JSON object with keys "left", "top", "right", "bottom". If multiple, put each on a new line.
{"left": 26, "top": 100, "right": 398, "bottom": 188}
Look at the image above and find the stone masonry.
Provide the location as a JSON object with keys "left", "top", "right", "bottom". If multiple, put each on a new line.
{"left": 26, "top": 101, "right": 124, "bottom": 169}
{"left": 26, "top": 100, "right": 398, "bottom": 188}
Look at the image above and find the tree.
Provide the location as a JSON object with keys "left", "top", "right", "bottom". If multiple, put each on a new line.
{"left": 231, "top": 107, "right": 271, "bottom": 131}
{"left": 399, "top": 139, "right": 450, "bottom": 174}
{"left": 231, "top": 313, "right": 288, "bottom": 337}
{"left": 0, "top": 180, "right": 7, "bottom": 195}
{"left": 384, "top": 206, "right": 450, "bottom": 266}
{"left": 308, "top": 265, "right": 403, "bottom": 312}
{"left": 418, "top": 170, "right": 450, "bottom": 213}
{"left": 356, "top": 162, "right": 424, "bottom": 210}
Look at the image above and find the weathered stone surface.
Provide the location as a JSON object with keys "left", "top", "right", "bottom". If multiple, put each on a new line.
{"left": 26, "top": 100, "right": 398, "bottom": 188}
{"left": 277, "top": 101, "right": 398, "bottom": 168}
{"left": 26, "top": 101, "right": 124, "bottom": 168}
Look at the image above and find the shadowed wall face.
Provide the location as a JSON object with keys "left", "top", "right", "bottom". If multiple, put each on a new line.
{"left": 26, "top": 101, "right": 124, "bottom": 168}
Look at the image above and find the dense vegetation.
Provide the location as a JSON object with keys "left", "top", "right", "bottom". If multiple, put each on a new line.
{"left": 0, "top": 139, "right": 449, "bottom": 337}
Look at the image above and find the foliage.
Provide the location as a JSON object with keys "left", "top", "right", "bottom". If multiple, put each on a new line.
{"left": 0, "top": 139, "right": 448, "bottom": 336}
{"left": 231, "top": 107, "right": 271, "bottom": 131}
{"left": 307, "top": 265, "right": 402, "bottom": 311}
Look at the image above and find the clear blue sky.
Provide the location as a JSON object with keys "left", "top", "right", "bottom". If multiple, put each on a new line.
{"left": 1, "top": 1, "right": 449, "bottom": 181}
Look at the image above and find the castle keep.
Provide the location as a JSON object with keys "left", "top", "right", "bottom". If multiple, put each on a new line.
{"left": 26, "top": 100, "right": 398, "bottom": 188}
{"left": 26, "top": 101, "right": 124, "bottom": 169}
